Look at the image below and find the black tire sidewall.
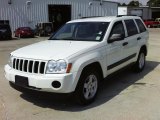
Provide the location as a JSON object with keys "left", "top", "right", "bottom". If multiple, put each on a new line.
{"left": 75, "top": 69, "right": 100, "bottom": 105}
{"left": 134, "top": 51, "right": 146, "bottom": 72}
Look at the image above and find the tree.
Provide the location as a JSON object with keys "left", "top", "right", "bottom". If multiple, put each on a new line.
{"left": 118, "top": 2, "right": 127, "bottom": 6}
{"left": 147, "top": 0, "right": 160, "bottom": 7}
{"left": 122, "top": 3, "right": 127, "bottom": 6}
{"left": 118, "top": 2, "right": 121, "bottom": 6}
{"left": 128, "top": 1, "right": 141, "bottom": 7}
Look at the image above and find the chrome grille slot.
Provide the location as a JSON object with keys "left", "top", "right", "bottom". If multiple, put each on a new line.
{"left": 16, "top": 59, "right": 19, "bottom": 70}
{"left": 12, "top": 58, "right": 46, "bottom": 74}
{"left": 28, "top": 60, "right": 33, "bottom": 73}
{"left": 24, "top": 60, "right": 28, "bottom": 72}
{"left": 34, "top": 61, "right": 39, "bottom": 73}
{"left": 19, "top": 59, "right": 23, "bottom": 71}
{"left": 13, "top": 58, "right": 15, "bottom": 69}
{"left": 40, "top": 62, "right": 45, "bottom": 74}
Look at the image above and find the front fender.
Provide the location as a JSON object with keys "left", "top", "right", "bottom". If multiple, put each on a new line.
{"left": 70, "top": 52, "right": 105, "bottom": 91}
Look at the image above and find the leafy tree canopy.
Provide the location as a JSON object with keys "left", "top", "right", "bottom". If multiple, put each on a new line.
{"left": 118, "top": 1, "right": 142, "bottom": 7}
{"left": 118, "top": 2, "right": 127, "bottom": 6}
{"left": 128, "top": 1, "right": 141, "bottom": 7}
{"left": 147, "top": 0, "right": 160, "bottom": 7}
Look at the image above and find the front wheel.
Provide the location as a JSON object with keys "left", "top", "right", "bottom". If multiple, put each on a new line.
{"left": 75, "top": 69, "right": 100, "bottom": 105}
{"left": 133, "top": 51, "right": 146, "bottom": 72}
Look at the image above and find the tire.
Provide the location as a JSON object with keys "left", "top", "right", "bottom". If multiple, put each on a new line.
{"left": 74, "top": 69, "right": 100, "bottom": 105}
{"left": 133, "top": 50, "right": 146, "bottom": 72}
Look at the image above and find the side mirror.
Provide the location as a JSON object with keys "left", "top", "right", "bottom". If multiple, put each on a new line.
{"left": 108, "top": 34, "right": 124, "bottom": 43}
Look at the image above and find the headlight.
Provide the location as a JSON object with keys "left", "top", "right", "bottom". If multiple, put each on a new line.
{"left": 46, "top": 60, "right": 67, "bottom": 74}
{"left": 8, "top": 55, "right": 14, "bottom": 67}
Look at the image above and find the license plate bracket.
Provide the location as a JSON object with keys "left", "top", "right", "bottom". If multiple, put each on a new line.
{"left": 15, "top": 75, "right": 29, "bottom": 87}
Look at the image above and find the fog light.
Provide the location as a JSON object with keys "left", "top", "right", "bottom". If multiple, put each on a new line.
{"left": 52, "top": 81, "right": 61, "bottom": 88}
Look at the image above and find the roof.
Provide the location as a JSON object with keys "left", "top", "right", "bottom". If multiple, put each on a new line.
{"left": 68, "top": 16, "right": 117, "bottom": 23}
{"left": 68, "top": 16, "right": 141, "bottom": 23}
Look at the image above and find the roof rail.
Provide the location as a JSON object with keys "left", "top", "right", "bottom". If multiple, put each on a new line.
{"left": 81, "top": 16, "right": 102, "bottom": 19}
{"left": 117, "top": 15, "right": 138, "bottom": 17}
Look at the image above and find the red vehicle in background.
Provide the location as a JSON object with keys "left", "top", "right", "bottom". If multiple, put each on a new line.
{"left": 15, "top": 27, "right": 35, "bottom": 38}
{"left": 143, "top": 19, "right": 159, "bottom": 28}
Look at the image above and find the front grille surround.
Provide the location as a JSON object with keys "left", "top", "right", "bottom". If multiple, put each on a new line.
{"left": 12, "top": 57, "right": 47, "bottom": 74}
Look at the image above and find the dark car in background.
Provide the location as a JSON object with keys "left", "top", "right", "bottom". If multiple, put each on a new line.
{"left": 0, "top": 24, "right": 12, "bottom": 40}
{"left": 15, "top": 27, "right": 35, "bottom": 38}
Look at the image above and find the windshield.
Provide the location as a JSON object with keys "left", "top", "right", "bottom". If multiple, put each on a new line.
{"left": 49, "top": 22, "right": 109, "bottom": 41}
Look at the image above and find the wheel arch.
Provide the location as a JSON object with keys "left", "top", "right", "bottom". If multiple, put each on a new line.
{"left": 81, "top": 62, "right": 104, "bottom": 80}
{"left": 71, "top": 58, "right": 105, "bottom": 92}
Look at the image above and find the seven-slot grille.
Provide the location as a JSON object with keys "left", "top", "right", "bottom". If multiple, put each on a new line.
{"left": 12, "top": 58, "right": 46, "bottom": 74}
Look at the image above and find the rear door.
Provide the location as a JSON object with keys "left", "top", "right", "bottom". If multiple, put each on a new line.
{"left": 135, "top": 19, "right": 148, "bottom": 50}
{"left": 122, "top": 19, "right": 139, "bottom": 65}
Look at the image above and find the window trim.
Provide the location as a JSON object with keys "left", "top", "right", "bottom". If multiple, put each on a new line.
{"left": 107, "top": 21, "right": 125, "bottom": 43}
{"left": 135, "top": 19, "right": 147, "bottom": 33}
{"left": 124, "top": 19, "right": 139, "bottom": 37}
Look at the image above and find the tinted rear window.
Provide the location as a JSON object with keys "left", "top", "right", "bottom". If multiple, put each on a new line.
{"left": 135, "top": 19, "right": 146, "bottom": 33}
{"left": 124, "top": 19, "right": 138, "bottom": 37}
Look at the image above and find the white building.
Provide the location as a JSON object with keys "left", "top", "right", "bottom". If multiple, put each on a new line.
{"left": 0, "top": 0, "right": 118, "bottom": 31}
{"left": 118, "top": 6, "right": 152, "bottom": 20}
{"left": 118, "top": 6, "right": 128, "bottom": 15}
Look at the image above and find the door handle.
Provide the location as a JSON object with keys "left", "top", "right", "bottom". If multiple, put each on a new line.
{"left": 123, "top": 42, "right": 128, "bottom": 46}
{"left": 137, "top": 37, "right": 141, "bottom": 40}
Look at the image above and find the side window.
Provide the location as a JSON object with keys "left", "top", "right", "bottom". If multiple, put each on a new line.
{"left": 124, "top": 19, "right": 138, "bottom": 37}
{"left": 108, "top": 21, "right": 125, "bottom": 43}
{"left": 135, "top": 19, "right": 146, "bottom": 33}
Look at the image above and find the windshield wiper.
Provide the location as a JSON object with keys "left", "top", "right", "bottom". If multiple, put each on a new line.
{"left": 49, "top": 38, "right": 75, "bottom": 40}
{"left": 61, "top": 38, "right": 74, "bottom": 40}
{"left": 48, "top": 38, "right": 61, "bottom": 40}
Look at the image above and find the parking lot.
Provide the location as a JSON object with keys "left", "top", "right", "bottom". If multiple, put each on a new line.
{"left": 0, "top": 29, "right": 160, "bottom": 120}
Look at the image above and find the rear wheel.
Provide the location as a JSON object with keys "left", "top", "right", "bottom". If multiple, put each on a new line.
{"left": 75, "top": 69, "right": 100, "bottom": 105}
{"left": 133, "top": 50, "right": 146, "bottom": 72}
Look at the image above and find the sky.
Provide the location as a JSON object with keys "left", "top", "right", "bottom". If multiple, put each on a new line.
{"left": 112, "top": 0, "right": 149, "bottom": 5}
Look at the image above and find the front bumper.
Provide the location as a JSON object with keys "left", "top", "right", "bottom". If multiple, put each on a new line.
{"left": 4, "top": 65, "right": 76, "bottom": 93}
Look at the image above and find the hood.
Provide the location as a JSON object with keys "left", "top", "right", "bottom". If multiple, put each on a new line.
{"left": 11, "top": 40, "right": 99, "bottom": 60}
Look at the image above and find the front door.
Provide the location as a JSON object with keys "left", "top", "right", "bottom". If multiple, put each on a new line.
{"left": 48, "top": 5, "right": 71, "bottom": 32}
{"left": 106, "top": 21, "right": 126, "bottom": 75}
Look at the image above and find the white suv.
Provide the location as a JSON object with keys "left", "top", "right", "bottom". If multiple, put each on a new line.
{"left": 4, "top": 16, "right": 149, "bottom": 104}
